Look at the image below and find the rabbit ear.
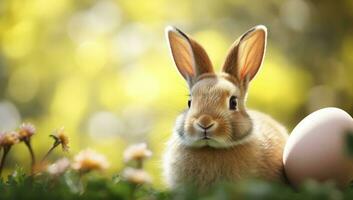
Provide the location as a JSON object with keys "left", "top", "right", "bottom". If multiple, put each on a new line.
{"left": 222, "top": 25, "right": 267, "bottom": 87}
{"left": 166, "top": 26, "right": 214, "bottom": 86}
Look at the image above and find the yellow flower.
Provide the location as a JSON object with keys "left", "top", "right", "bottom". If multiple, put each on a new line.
{"left": 122, "top": 167, "right": 152, "bottom": 185}
{"left": 18, "top": 123, "right": 36, "bottom": 141}
{"left": 0, "top": 131, "right": 19, "bottom": 147}
{"left": 72, "top": 149, "right": 109, "bottom": 172}
{"left": 123, "top": 143, "right": 152, "bottom": 163}
{"left": 50, "top": 127, "right": 69, "bottom": 152}
{"left": 47, "top": 157, "right": 70, "bottom": 176}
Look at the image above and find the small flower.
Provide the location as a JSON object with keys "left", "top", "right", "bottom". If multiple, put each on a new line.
{"left": 47, "top": 157, "right": 70, "bottom": 176}
{"left": 123, "top": 143, "right": 152, "bottom": 163}
{"left": 18, "top": 123, "right": 36, "bottom": 142}
{"left": 41, "top": 128, "right": 70, "bottom": 163}
{"left": 122, "top": 167, "right": 152, "bottom": 185}
{"left": 0, "top": 131, "right": 19, "bottom": 147}
{"left": 0, "top": 131, "right": 19, "bottom": 176}
{"left": 50, "top": 127, "right": 69, "bottom": 152}
{"left": 72, "top": 149, "right": 109, "bottom": 172}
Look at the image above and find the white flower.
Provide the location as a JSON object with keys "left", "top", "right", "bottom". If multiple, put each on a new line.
{"left": 47, "top": 157, "right": 70, "bottom": 176}
{"left": 122, "top": 167, "right": 152, "bottom": 185}
{"left": 123, "top": 143, "right": 152, "bottom": 163}
{"left": 72, "top": 149, "right": 109, "bottom": 172}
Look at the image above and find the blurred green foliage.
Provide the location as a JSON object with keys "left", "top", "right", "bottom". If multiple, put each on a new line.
{"left": 0, "top": 0, "right": 353, "bottom": 187}
{"left": 0, "top": 167, "right": 352, "bottom": 200}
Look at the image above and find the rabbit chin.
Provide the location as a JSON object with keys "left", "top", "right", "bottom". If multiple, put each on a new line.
{"left": 179, "top": 132, "right": 255, "bottom": 149}
{"left": 180, "top": 137, "right": 237, "bottom": 149}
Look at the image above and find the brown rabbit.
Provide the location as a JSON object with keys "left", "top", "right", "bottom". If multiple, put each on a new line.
{"left": 163, "top": 25, "right": 288, "bottom": 189}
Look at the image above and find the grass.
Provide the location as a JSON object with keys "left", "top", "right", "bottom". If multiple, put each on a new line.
{"left": 0, "top": 168, "right": 352, "bottom": 200}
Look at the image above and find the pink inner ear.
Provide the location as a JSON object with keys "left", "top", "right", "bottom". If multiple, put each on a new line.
{"left": 170, "top": 33, "right": 195, "bottom": 77}
{"left": 239, "top": 32, "right": 264, "bottom": 81}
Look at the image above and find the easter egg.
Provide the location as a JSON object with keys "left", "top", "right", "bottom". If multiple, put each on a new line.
{"left": 283, "top": 107, "right": 353, "bottom": 188}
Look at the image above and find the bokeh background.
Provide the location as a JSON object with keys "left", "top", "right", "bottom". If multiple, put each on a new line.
{"left": 0, "top": 0, "right": 352, "bottom": 187}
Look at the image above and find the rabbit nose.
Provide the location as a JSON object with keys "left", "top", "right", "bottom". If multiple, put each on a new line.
{"left": 196, "top": 115, "right": 214, "bottom": 130}
{"left": 197, "top": 123, "right": 214, "bottom": 130}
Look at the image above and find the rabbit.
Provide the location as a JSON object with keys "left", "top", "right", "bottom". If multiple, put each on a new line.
{"left": 163, "top": 25, "right": 289, "bottom": 189}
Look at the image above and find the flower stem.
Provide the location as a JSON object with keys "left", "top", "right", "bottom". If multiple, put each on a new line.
{"left": 24, "top": 140, "right": 36, "bottom": 174}
{"left": 136, "top": 158, "right": 143, "bottom": 169}
{"left": 77, "top": 170, "right": 85, "bottom": 195}
{"left": 0, "top": 147, "right": 11, "bottom": 177}
{"left": 41, "top": 143, "right": 59, "bottom": 163}
{"left": 129, "top": 183, "right": 137, "bottom": 200}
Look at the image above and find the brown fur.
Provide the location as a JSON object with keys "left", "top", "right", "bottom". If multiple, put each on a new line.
{"left": 164, "top": 116, "right": 287, "bottom": 189}
{"left": 164, "top": 25, "right": 288, "bottom": 189}
{"left": 163, "top": 85, "right": 288, "bottom": 189}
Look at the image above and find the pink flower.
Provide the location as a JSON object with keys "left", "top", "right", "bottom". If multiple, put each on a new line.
{"left": 123, "top": 143, "right": 152, "bottom": 163}
{"left": 18, "top": 123, "right": 36, "bottom": 141}
{"left": 47, "top": 158, "right": 71, "bottom": 176}
{"left": 72, "top": 149, "right": 109, "bottom": 172}
{"left": 122, "top": 167, "right": 152, "bottom": 184}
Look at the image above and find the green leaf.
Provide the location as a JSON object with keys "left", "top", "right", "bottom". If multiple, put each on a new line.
{"left": 64, "top": 170, "right": 84, "bottom": 194}
{"left": 6, "top": 166, "right": 27, "bottom": 186}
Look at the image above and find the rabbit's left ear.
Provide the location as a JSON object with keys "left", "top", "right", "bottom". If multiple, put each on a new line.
{"left": 222, "top": 25, "right": 267, "bottom": 87}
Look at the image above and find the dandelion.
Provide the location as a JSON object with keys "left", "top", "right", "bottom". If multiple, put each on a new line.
{"left": 122, "top": 167, "right": 152, "bottom": 185}
{"left": 0, "top": 131, "right": 19, "bottom": 176}
{"left": 123, "top": 143, "right": 152, "bottom": 168}
{"left": 18, "top": 123, "right": 36, "bottom": 173}
{"left": 47, "top": 157, "right": 70, "bottom": 176}
{"left": 72, "top": 149, "right": 109, "bottom": 173}
{"left": 42, "top": 128, "right": 69, "bottom": 162}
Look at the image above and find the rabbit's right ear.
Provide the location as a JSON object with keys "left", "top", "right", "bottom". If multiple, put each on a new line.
{"left": 165, "top": 26, "right": 214, "bottom": 87}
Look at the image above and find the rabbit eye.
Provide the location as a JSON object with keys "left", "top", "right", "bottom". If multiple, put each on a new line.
{"left": 188, "top": 99, "right": 191, "bottom": 108}
{"left": 229, "top": 96, "right": 237, "bottom": 110}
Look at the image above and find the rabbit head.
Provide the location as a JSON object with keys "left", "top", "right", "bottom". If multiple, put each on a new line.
{"left": 166, "top": 25, "right": 267, "bottom": 148}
